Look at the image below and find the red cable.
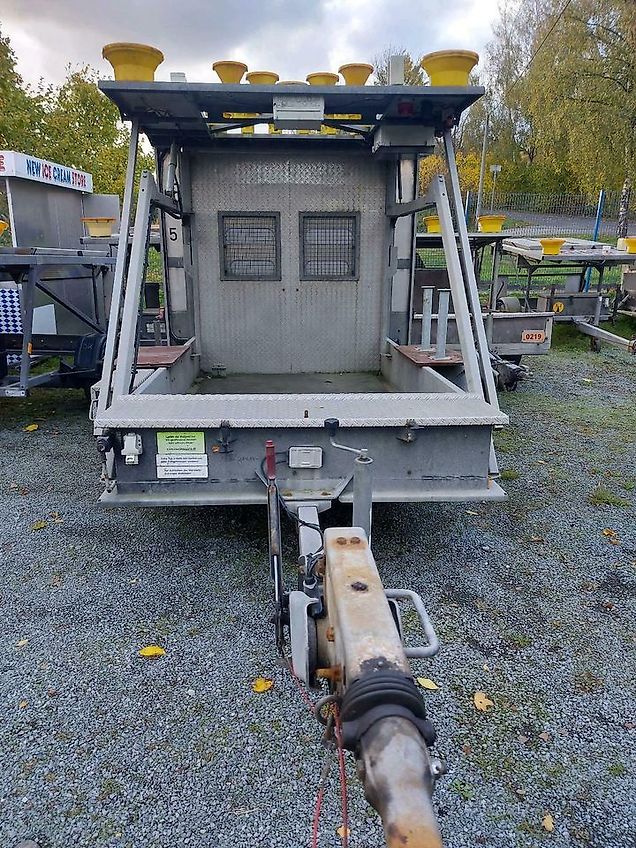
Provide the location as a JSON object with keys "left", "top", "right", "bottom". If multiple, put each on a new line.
{"left": 333, "top": 706, "right": 349, "bottom": 848}
{"left": 285, "top": 656, "right": 348, "bottom": 848}
{"left": 311, "top": 786, "right": 325, "bottom": 848}
{"left": 286, "top": 656, "right": 316, "bottom": 715}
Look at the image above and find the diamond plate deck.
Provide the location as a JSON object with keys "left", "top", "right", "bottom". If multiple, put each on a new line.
{"left": 97, "top": 392, "right": 507, "bottom": 429}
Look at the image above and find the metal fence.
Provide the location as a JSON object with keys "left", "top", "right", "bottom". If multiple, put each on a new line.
{"left": 465, "top": 189, "right": 632, "bottom": 241}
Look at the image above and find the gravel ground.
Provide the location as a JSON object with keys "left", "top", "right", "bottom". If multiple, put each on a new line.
{"left": 1, "top": 336, "right": 635, "bottom": 848}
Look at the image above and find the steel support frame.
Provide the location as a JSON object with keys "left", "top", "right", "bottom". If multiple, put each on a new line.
{"left": 428, "top": 175, "right": 483, "bottom": 395}
{"left": 17, "top": 265, "right": 37, "bottom": 393}
{"left": 574, "top": 318, "right": 636, "bottom": 351}
{"left": 110, "top": 171, "right": 180, "bottom": 399}
{"left": 443, "top": 130, "right": 499, "bottom": 409}
{"left": 97, "top": 119, "right": 140, "bottom": 417}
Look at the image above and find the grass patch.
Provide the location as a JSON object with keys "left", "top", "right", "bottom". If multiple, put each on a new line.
{"left": 500, "top": 469, "right": 520, "bottom": 481}
{"left": 551, "top": 315, "right": 636, "bottom": 352}
{"left": 608, "top": 762, "right": 627, "bottom": 777}
{"left": 505, "top": 632, "right": 533, "bottom": 649}
{"left": 493, "top": 426, "right": 522, "bottom": 455}
{"left": 451, "top": 779, "right": 475, "bottom": 801}
{"left": 587, "top": 485, "right": 630, "bottom": 508}
{"left": 502, "top": 390, "right": 634, "bottom": 439}
{"left": 98, "top": 778, "right": 122, "bottom": 800}
{"left": 573, "top": 670, "right": 604, "bottom": 693}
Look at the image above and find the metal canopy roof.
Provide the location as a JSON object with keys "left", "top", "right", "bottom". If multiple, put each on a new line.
{"left": 99, "top": 80, "right": 484, "bottom": 148}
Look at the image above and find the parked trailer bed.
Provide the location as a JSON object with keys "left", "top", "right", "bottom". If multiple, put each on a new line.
{"left": 92, "top": 60, "right": 508, "bottom": 846}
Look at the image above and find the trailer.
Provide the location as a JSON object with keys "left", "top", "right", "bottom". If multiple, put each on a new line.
{"left": 0, "top": 152, "right": 121, "bottom": 395}
{"left": 93, "top": 50, "right": 509, "bottom": 847}
{"left": 498, "top": 236, "right": 636, "bottom": 352}
{"left": 0, "top": 151, "right": 168, "bottom": 396}
{"left": 414, "top": 232, "right": 553, "bottom": 372}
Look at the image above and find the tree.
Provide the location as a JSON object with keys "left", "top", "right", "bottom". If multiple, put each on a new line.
{"left": 0, "top": 26, "right": 47, "bottom": 153}
{"left": 38, "top": 66, "right": 153, "bottom": 196}
{"left": 480, "top": 0, "right": 636, "bottom": 195}
{"left": 373, "top": 47, "right": 425, "bottom": 85}
{"left": 0, "top": 27, "right": 152, "bottom": 200}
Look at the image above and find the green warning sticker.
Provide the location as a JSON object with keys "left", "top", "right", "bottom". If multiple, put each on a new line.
{"left": 156, "top": 431, "right": 205, "bottom": 454}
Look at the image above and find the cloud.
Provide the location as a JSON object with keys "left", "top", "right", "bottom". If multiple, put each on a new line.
{"left": 1, "top": 0, "right": 500, "bottom": 86}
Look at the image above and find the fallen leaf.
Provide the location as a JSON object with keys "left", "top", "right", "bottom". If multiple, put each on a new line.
{"left": 473, "top": 691, "right": 494, "bottom": 712}
{"left": 514, "top": 787, "right": 527, "bottom": 798}
{"left": 252, "top": 677, "right": 274, "bottom": 693}
{"left": 9, "top": 482, "right": 18, "bottom": 490}
{"left": 608, "top": 538, "right": 621, "bottom": 546}
{"left": 538, "top": 731, "right": 551, "bottom": 742}
{"left": 49, "top": 511, "right": 63, "bottom": 523}
{"left": 465, "top": 509, "right": 479, "bottom": 516}
{"left": 581, "top": 378, "right": 593, "bottom": 384}
{"left": 602, "top": 528, "right": 617, "bottom": 537}
{"left": 31, "top": 520, "right": 48, "bottom": 531}
{"left": 23, "top": 423, "right": 39, "bottom": 432}
{"left": 461, "top": 744, "right": 472, "bottom": 755}
{"left": 138, "top": 645, "right": 166, "bottom": 658}
{"left": 530, "top": 535, "right": 545, "bottom": 543}
{"left": 336, "top": 826, "right": 350, "bottom": 839}
{"left": 518, "top": 734, "right": 529, "bottom": 744}
{"left": 19, "top": 700, "right": 28, "bottom": 709}
{"left": 417, "top": 677, "right": 440, "bottom": 691}
{"left": 542, "top": 813, "right": 555, "bottom": 832}
{"left": 50, "top": 573, "right": 63, "bottom": 587}
{"left": 537, "top": 459, "right": 547, "bottom": 464}
{"left": 16, "top": 638, "right": 29, "bottom": 648}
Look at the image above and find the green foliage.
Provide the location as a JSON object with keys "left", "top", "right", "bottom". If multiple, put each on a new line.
{"left": 479, "top": 0, "right": 636, "bottom": 193}
{"left": 0, "top": 26, "right": 153, "bottom": 199}
{"left": 0, "top": 31, "right": 45, "bottom": 153}
{"left": 587, "top": 485, "right": 630, "bottom": 507}
{"left": 373, "top": 47, "right": 425, "bottom": 86}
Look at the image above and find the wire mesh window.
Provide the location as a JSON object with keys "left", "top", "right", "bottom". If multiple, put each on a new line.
{"left": 219, "top": 212, "right": 281, "bottom": 280}
{"left": 299, "top": 213, "right": 359, "bottom": 280}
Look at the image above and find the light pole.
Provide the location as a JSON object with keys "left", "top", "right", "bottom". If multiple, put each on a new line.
{"left": 489, "top": 163, "right": 501, "bottom": 211}
{"left": 475, "top": 112, "right": 490, "bottom": 223}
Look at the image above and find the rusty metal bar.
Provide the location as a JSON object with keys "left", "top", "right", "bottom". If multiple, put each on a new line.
{"left": 321, "top": 527, "right": 443, "bottom": 848}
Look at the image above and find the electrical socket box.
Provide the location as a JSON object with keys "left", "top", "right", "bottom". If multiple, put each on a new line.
{"left": 288, "top": 446, "right": 323, "bottom": 469}
{"left": 273, "top": 94, "right": 324, "bottom": 130}
{"left": 372, "top": 125, "right": 436, "bottom": 157}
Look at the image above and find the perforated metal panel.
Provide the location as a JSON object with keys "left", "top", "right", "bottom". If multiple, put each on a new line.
{"left": 190, "top": 151, "right": 386, "bottom": 373}
{"left": 219, "top": 212, "right": 281, "bottom": 280}
{"left": 299, "top": 213, "right": 359, "bottom": 280}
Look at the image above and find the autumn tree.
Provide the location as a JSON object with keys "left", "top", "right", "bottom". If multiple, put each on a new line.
{"left": 0, "top": 26, "right": 47, "bottom": 153}
{"left": 0, "top": 27, "right": 152, "bottom": 200}
{"left": 373, "top": 47, "right": 425, "bottom": 85}
{"left": 38, "top": 66, "right": 153, "bottom": 197}
{"left": 480, "top": 0, "right": 636, "bottom": 197}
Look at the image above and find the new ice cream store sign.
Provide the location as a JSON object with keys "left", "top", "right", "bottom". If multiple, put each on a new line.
{"left": 0, "top": 151, "right": 93, "bottom": 193}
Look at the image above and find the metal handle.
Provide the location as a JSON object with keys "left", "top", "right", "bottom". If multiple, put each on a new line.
{"left": 384, "top": 588, "right": 439, "bottom": 658}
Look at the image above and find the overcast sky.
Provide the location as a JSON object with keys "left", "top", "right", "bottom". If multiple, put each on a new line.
{"left": 2, "top": 0, "right": 500, "bottom": 87}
